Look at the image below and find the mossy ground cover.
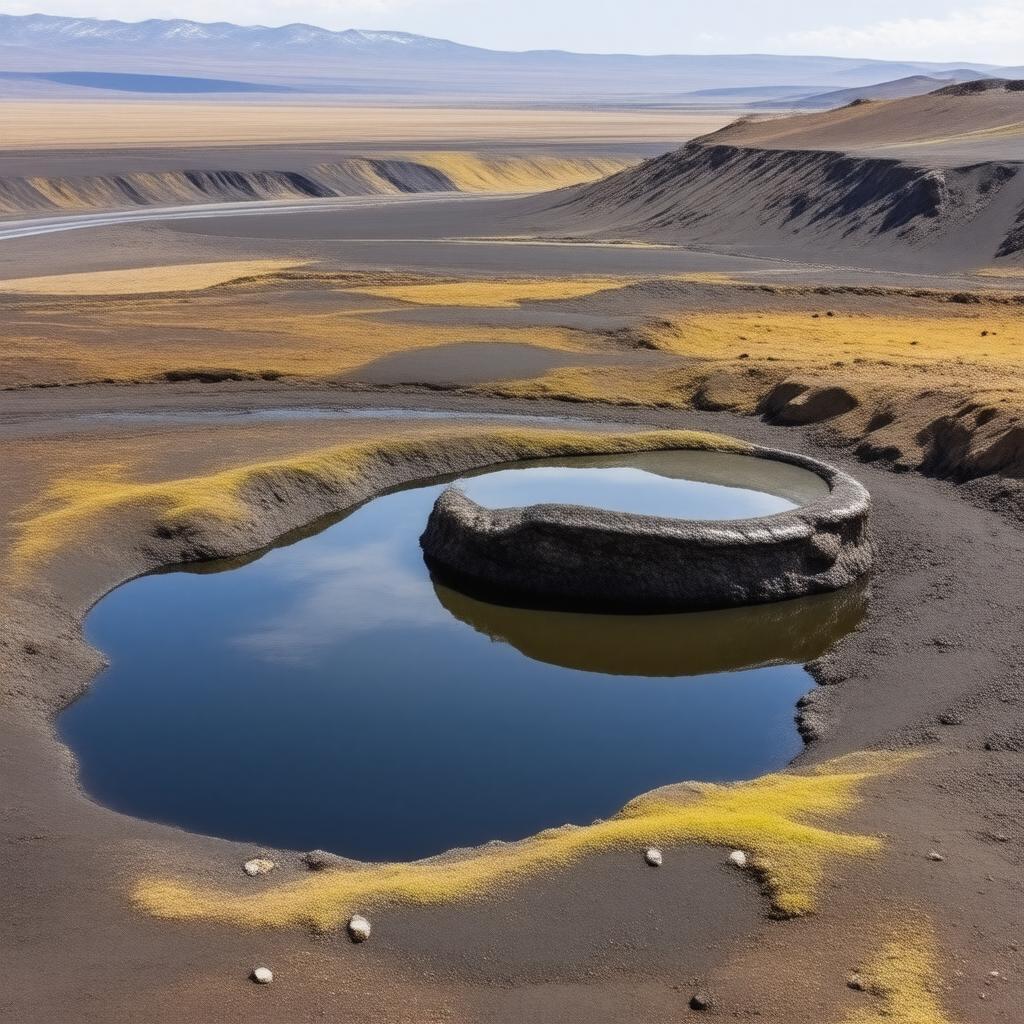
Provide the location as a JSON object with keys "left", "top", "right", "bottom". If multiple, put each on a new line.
{"left": 844, "top": 922, "right": 954, "bottom": 1024}
{"left": 133, "top": 752, "right": 912, "bottom": 931}
{"left": 8, "top": 427, "right": 747, "bottom": 582}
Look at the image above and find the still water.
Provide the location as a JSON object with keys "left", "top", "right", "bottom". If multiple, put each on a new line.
{"left": 61, "top": 451, "right": 862, "bottom": 862}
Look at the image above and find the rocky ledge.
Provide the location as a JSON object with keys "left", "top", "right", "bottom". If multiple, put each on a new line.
{"left": 420, "top": 446, "right": 872, "bottom": 612}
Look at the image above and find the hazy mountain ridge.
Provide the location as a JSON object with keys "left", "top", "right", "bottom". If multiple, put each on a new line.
{"left": 760, "top": 70, "right": 992, "bottom": 110}
{"left": 0, "top": 14, "right": 470, "bottom": 53}
{"left": 0, "top": 12, "right": 1011, "bottom": 101}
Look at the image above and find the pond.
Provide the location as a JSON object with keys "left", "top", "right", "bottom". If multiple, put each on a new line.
{"left": 60, "top": 450, "right": 864, "bottom": 862}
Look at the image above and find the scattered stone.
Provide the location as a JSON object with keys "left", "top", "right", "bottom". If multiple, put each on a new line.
{"left": 728, "top": 850, "right": 748, "bottom": 869}
{"left": 347, "top": 914, "right": 372, "bottom": 943}
{"left": 847, "top": 973, "right": 866, "bottom": 992}
{"left": 984, "top": 732, "right": 1023, "bottom": 752}
{"left": 251, "top": 966, "right": 273, "bottom": 985}
{"left": 302, "top": 849, "right": 345, "bottom": 871}
{"left": 989, "top": 831, "right": 1011, "bottom": 843}
{"left": 243, "top": 858, "right": 275, "bottom": 877}
{"left": 645, "top": 847, "right": 663, "bottom": 867}
{"left": 927, "top": 850, "right": 946, "bottom": 862}
{"left": 937, "top": 713, "right": 962, "bottom": 726}
{"left": 689, "top": 992, "right": 713, "bottom": 1011}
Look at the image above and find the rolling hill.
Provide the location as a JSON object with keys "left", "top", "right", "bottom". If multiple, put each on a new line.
{"left": 542, "top": 83, "right": 1024, "bottom": 268}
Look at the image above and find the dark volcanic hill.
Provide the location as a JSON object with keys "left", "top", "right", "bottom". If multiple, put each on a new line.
{"left": 540, "top": 84, "right": 1024, "bottom": 269}
{"left": 0, "top": 12, "right": 1009, "bottom": 102}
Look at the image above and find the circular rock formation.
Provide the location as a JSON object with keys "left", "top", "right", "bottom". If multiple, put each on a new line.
{"left": 420, "top": 445, "right": 872, "bottom": 613}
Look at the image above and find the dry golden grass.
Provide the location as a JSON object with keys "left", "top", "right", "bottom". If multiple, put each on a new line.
{"left": 0, "top": 302, "right": 593, "bottom": 387}
{"left": 484, "top": 306, "right": 1024, "bottom": 411}
{"left": 0, "top": 260, "right": 306, "bottom": 295}
{"left": 134, "top": 751, "right": 910, "bottom": 931}
{"left": 974, "top": 266, "right": 1024, "bottom": 279}
{"left": 343, "top": 277, "right": 635, "bottom": 308}
{"left": 341, "top": 273, "right": 741, "bottom": 308}
{"left": 0, "top": 102, "right": 728, "bottom": 150}
{"left": 663, "top": 310, "right": 1024, "bottom": 369}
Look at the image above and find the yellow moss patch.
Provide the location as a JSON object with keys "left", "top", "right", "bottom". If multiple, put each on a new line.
{"left": 8, "top": 427, "right": 746, "bottom": 581}
{"left": 134, "top": 751, "right": 909, "bottom": 931}
{"left": 0, "top": 260, "right": 306, "bottom": 295}
{"left": 341, "top": 274, "right": 742, "bottom": 309}
{"left": 342, "top": 276, "right": 637, "bottom": 308}
{"left": 487, "top": 364, "right": 696, "bottom": 408}
{"left": 845, "top": 923, "right": 954, "bottom": 1024}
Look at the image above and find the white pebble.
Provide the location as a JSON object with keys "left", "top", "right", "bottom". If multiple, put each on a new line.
{"left": 927, "top": 850, "right": 945, "bottom": 862}
{"left": 644, "top": 847, "right": 663, "bottom": 867}
{"left": 348, "top": 914, "right": 372, "bottom": 943}
{"left": 728, "top": 850, "right": 748, "bottom": 869}
{"left": 243, "top": 858, "right": 275, "bottom": 877}
{"left": 252, "top": 966, "right": 273, "bottom": 984}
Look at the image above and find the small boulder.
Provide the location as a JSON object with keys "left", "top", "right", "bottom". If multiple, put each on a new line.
{"left": 251, "top": 966, "right": 273, "bottom": 985}
{"left": 645, "top": 847, "right": 663, "bottom": 867}
{"left": 728, "top": 850, "right": 748, "bottom": 869}
{"left": 302, "top": 849, "right": 345, "bottom": 872}
{"left": 847, "top": 973, "right": 866, "bottom": 991}
{"left": 689, "top": 991, "right": 713, "bottom": 1011}
{"left": 347, "top": 914, "right": 372, "bottom": 943}
{"left": 243, "top": 858, "right": 275, "bottom": 877}
{"left": 927, "top": 850, "right": 946, "bottom": 862}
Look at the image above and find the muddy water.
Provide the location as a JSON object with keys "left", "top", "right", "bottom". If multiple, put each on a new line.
{"left": 60, "top": 452, "right": 863, "bottom": 862}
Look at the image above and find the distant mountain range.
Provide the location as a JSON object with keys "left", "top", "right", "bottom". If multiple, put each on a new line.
{"left": 753, "top": 70, "right": 993, "bottom": 110}
{"left": 0, "top": 13, "right": 1014, "bottom": 102}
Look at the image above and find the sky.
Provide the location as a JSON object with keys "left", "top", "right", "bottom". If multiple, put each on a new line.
{"left": 6, "top": 1, "right": 1024, "bottom": 64}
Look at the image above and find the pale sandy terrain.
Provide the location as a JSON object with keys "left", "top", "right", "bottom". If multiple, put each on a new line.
{"left": 705, "top": 87, "right": 1024, "bottom": 162}
{"left": 0, "top": 102, "right": 730, "bottom": 150}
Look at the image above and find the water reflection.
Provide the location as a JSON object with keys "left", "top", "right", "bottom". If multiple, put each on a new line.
{"left": 434, "top": 582, "right": 867, "bottom": 677}
{"left": 60, "top": 451, "right": 865, "bottom": 862}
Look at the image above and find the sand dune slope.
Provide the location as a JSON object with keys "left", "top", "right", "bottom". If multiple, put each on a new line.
{"left": 0, "top": 153, "right": 632, "bottom": 216}
{"left": 545, "top": 85, "right": 1024, "bottom": 268}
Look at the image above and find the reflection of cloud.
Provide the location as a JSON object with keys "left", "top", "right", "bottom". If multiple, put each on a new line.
{"left": 232, "top": 539, "right": 446, "bottom": 664}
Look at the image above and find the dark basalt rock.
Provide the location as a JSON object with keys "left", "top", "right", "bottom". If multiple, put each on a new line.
{"left": 420, "top": 445, "right": 872, "bottom": 613}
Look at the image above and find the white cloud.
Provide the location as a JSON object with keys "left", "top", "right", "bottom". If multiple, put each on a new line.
{"left": 768, "top": 3, "right": 1024, "bottom": 65}
{"left": 231, "top": 538, "right": 449, "bottom": 664}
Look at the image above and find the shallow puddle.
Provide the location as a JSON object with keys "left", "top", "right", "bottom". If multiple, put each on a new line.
{"left": 61, "top": 452, "right": 864, "bottom": 862}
